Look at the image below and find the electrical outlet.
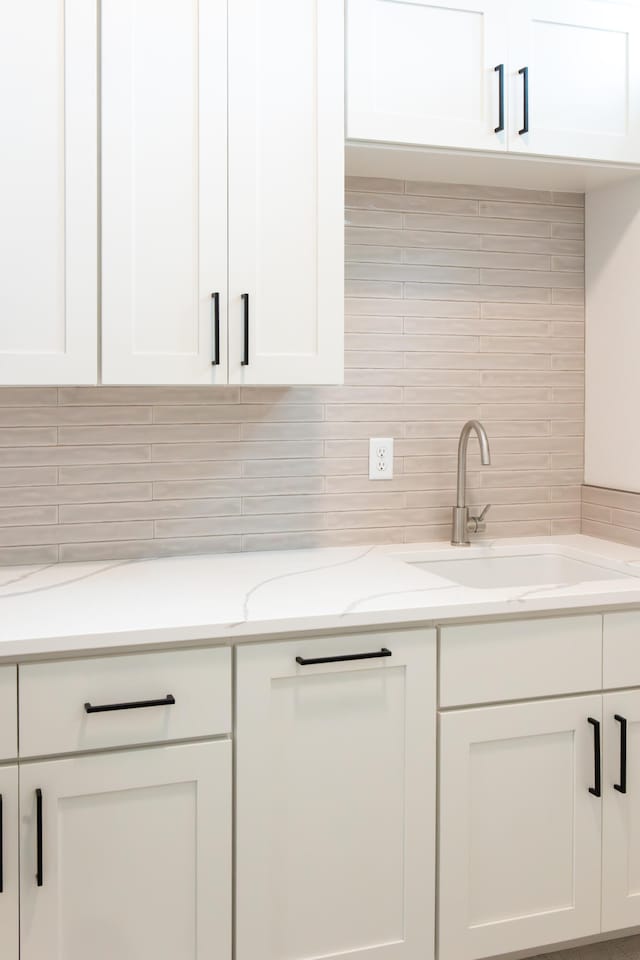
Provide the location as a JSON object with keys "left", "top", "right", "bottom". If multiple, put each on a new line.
{"left": 369, "top": 437, "right": 393, "bottom": 480}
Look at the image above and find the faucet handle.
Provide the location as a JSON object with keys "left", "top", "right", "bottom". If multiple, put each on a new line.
{"left": 468, "top": 503, "right": 491, "bottom": 534}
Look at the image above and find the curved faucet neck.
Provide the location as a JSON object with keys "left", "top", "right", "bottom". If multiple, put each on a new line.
{"left": 456, "top": 420, "right": 491, "bottom": 508}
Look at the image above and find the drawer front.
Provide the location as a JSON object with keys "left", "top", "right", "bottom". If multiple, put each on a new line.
{"left": 604, "top": 611, "right": 640, "bottom": 688}
{"left": 439, "top": 616, "right": 602, "bottom": 707}
{"left": 0, "top": 666, "right": 17, "bottom": 760}
{"left": 19, "top": 646, "right": 231, "bottom": 758}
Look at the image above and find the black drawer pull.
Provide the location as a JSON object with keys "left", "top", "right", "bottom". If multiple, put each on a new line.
{"left": 0, "top": 794, "right": 3, "bottom": 893}
{"left": 494, "top": 63, "right": 504, "bottom": 133}
{"left": 296, "top": 648, "right": 392, "bottom": 667}
{"left": 211, "top": 292, "right": 220, "bottom": 366}
{"left": 241, "top": 293, "right": 249, "bottom": 366}
{"left": 588, "top": 717, "right": 601, "bottom": 798}
{"left": 519, "top": 66, "right": 529, "bottom": 134}
{"left": 36, "top": 789, "right": 43, "bottom": 887}
{"left": 84, "top": 694, "right": 176, "bottom": 714}
{"left": 615, "top": 714, "right": 627, "bottom": 794}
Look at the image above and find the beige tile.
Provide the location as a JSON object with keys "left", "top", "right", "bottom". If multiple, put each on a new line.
{"left": 0, "top": 466, "right": 58, "bottom": 486}
{"left": 0, "top": 483, "right": 151, "bottom": 507}
{"left": 551, "top": 256, "right": 583, "bottom": 272}
{"left": 347, "top": 296, "right": 480, "bottom": 318}
{"left": 404, "top": 212, "right": 550, "bottom": 238}
{"left": 0, "top": 445, "right": 152, "bottom": 467}
{"left": 0, "top": 388, "right": 58, "bottom": 406}
{"left": 0, "top": 545, "right": 59, "bottom": 565}
{"left": 59, "top": 498, "right": 241, "bottom": 524}
{"left": 59, "top": 386, "right": 241, "bottom": 405}
{"left": 152, "top": 404, "right": 324, "bottom": 424}
{"left": 153, "top": 476, "right": 324, "bottom": 500}
{"left": 59, "top": 536, "right": 242, "bottom": 562}
{"left": 480, "top": 268, "right": 582, "bottom": 289}
{"left": 480, "top": 234, "right": 584, "bottom": 256}
{"left": 346, "top": 245, "right": 403, "bottom": 263}
{"left": 58, "top": 424, "right": 242, "bottom": 446}
{"left": 346, "top": 226, "right": 482, "bottom": 251}
{"left": 346, "top": 262, "right": 480, "bottom": 284}
{"left": 347, "top": 190, "right": 478, "bottom": 216}
{"left": 403, "top": 317, "right": 550, "bottom": 338}
{"left": 478, "top": 200, "right": 583, "bottom": 223}
{"left": 552, "top": 222, "right": 584, "bottom": 239}
{"left": 346, "top": 176, "right": 405, "bottom": 194}
{"left": 345, "top": 279, "right": 403, "bottom": 299}
{"left": 58, "top": 461, "right": 242, "bottom": 484}
{"left": 402, "top": 247, "right": 552, "bottom": 271}
{"left": 405, "top": 182, "right": 554, "bottom": 203}
{"left": 405, "top": 282, "right": 551, "bottom": 304}
{"left": 552, "top": 288, "right": 585, "bottom": 305}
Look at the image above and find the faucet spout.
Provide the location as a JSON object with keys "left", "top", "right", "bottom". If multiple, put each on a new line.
{"left": 452, "top": 420, "right": 492, "bottom": 545}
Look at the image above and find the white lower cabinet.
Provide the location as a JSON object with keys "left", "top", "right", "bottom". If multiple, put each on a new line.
{"left": 439, "top": 695, "right": 603, "bottom": 960}
{"left": 236, "top": 630, "right": 436, "bottom": 960}
{"left": 602, "top": 690, "right": 640, "bottom": 932}
{"left": 19, "top": 740, "right": 231, "bottom": 960}
{"left": 0, "top": 766, "right": 19, "bottom": 960}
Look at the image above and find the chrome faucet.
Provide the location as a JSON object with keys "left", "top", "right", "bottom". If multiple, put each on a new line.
{"left": 451, "top": 420, "right": 492, "bottom": 545}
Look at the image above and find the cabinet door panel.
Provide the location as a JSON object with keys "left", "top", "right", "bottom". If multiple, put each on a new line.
{"left": 510, "top": 0, "right": 640, "bottom": 162}
{"left": 228, "top": 0, "right": 344, "bottom": 385}
{"left": 236, "top": 630, "right": 435, "bottom": 960}
{"left": 347, "top": 0, "right": 509, "bottom": 152}
{"left": 101, "top": 0, "right": 227, "bottom": 384}
{"left": 439, "top": 695, "right": 602, "bottom": 960}
{"left": 0, "top": 0, "right": 97, "bottom": 384}
{"left": 603, "top": 691, "right": 640, "bottom": 931}
{"left": 0, "top": 767, "right": 18, "bottom": 960}
{"left": 20, "top": 741, "right": 231, "bottom": 960}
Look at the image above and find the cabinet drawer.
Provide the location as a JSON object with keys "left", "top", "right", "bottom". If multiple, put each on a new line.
{"left": 19, "top": 646, "right": 231, "bottom": 758}
{"left": 603, "top": 611, "right": 640, "bottom": 688}
{"left": 439, "top": 616, "right": 602, "bottom": 707}
{"left": 0, "top": 666, "right": 17, "bottom": 760}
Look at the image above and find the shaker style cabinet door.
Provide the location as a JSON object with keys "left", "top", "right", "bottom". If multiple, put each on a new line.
{"left": 0, "top": 0, "right": 97, "bottom": 385}
{"left": 347, "top": 0, "right": 510, "bottom": 152}
{"left": 19, "top": 741, "right": 231, "bottom": 960}
{"left": 439, "top": 695, "right": 603, "bottom": 960}
{"left": 101, "top": 0, "right": 228, "bottom": 384}
{"left": 509, "top": 0, "right": 640, "bottom": 162}
{"left": 236, "top": 630, "right": 436, "bottom": 960}
{"left": 602, "top": 690, "right": 640, "bottom": 931}
{"left": 0, "top": 767, "right": 19, "bottom": 960}
{"left": 228, "top": 0, "right": 344, "bottom": 385}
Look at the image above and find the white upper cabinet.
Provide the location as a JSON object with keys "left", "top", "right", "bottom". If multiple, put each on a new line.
{"left": 101, "top": 0, "right": 228, "bottom": 385}
{"left": 0, "top": 0, "right": 97, "bottom": 385}
{"left": 228, "top": 0, "right": 344, "bottom": 385}
{"left": 509, "top": 0, "right": 640, "bottom": 162}
{"left": 347, "top": 0, "right": 640, "bottom": 165}
{"left": 347, "top": 0, "right": 509, "bottom": 152}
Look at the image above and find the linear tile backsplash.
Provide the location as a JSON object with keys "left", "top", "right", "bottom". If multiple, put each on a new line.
{"left": 0, "top": 177, "right": 585, "bottom": 565}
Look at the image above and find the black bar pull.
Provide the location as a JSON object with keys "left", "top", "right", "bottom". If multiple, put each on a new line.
{"left": 36, "top": 789, "right": 43, "bottom": 887}
{"left": 615, "top": 714, "right": 628, "bottom": 794}
{"left": 211, "top": 292, "right": 220, "bottom": 366}
{"left": 84, "top": 694, "right": 176, "bottom": 714}
{"left": 241, "top": 294, "right": 249, "bottom": 366}
{"left": 588, "top": 717, "right": 601, "bottom": 798}
{"left": 0, "top": 794, "right": 3, "bottom": 894}
{"left": 296, "top": 648, "right": 392, "bottom": 667}
{"left": 494, "top": 64, "right": 504, "bottom": 133}
{"left": 519, "top": 66, "right": 529, "bottom": 135}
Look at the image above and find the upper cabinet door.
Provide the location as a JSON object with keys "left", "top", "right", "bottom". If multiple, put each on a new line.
{"left": 509, "top": 0, "right": 640, "bottom": 162}
{"left": 0, "top": 0, "right": 97, "bottom": 385}
{"left": 101, "top": 0, "right": 228, "bottom": 385}
{"left": 228, "top": 0, "right": 344, "bottom": 385}
{"left": 439, "top": 695, "right": 603, "bottom": 960}
{"left": 347, "top": 0, "right": 510, "bottom": 152}
{"left": 236, "top": 630, "right": 436, "bottom": 960}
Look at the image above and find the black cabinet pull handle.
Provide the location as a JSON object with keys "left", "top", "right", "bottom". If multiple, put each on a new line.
{"left": 211, "top": 292, "right": 220, "bottom": 366}
{"left": 588, "top": 717, "right": 601, "bottom": 798}
{"left": 241, "top": 293, "right": 249, "bottom": 366}
{"left": 84, "top": 694, "right": 176, "bottom": 714}
{"left": 35, "top": 789, "right": 43, "bottom": 887}
{"left": 615, "top": 714, "right": 628, "bottom": 794}
{"left": 296, "top": 648, "right": 392, "bottom": 666}
{"left": 519, "top": 66, "right": 529, "bottom": 134}
{"left": 494, "top": 64, "right": 504, "bottom": 133}
{"left": 0, "top": 794, "right": 3, "bottom": 894}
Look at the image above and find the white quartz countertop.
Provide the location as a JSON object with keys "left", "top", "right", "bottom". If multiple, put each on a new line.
{"left": 3, "top": 534, "right": 640, "bottom": 660}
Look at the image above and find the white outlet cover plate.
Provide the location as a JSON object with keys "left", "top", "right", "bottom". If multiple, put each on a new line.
{"left": 369, "top": 437, "right": 394, "bottom": 480}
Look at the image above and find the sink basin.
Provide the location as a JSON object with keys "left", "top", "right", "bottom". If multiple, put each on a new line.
{"left": 405, "top": 552, "right": 636, "bottom": 590}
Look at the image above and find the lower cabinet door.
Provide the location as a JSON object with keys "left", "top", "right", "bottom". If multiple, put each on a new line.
{"left": 439, "top": 695, "right": 603, "bottom": 960}
{"left": 19, "top": 740, "right": 231, "bottom": 960}
{"left": 0, "top": 765, "right": 18, "bottom": 960}
{"left": 236, "top": 630, "right": 436, "bottom": 960}
{"left": 602, "top": 690, "right": 640, "bottom": 931}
